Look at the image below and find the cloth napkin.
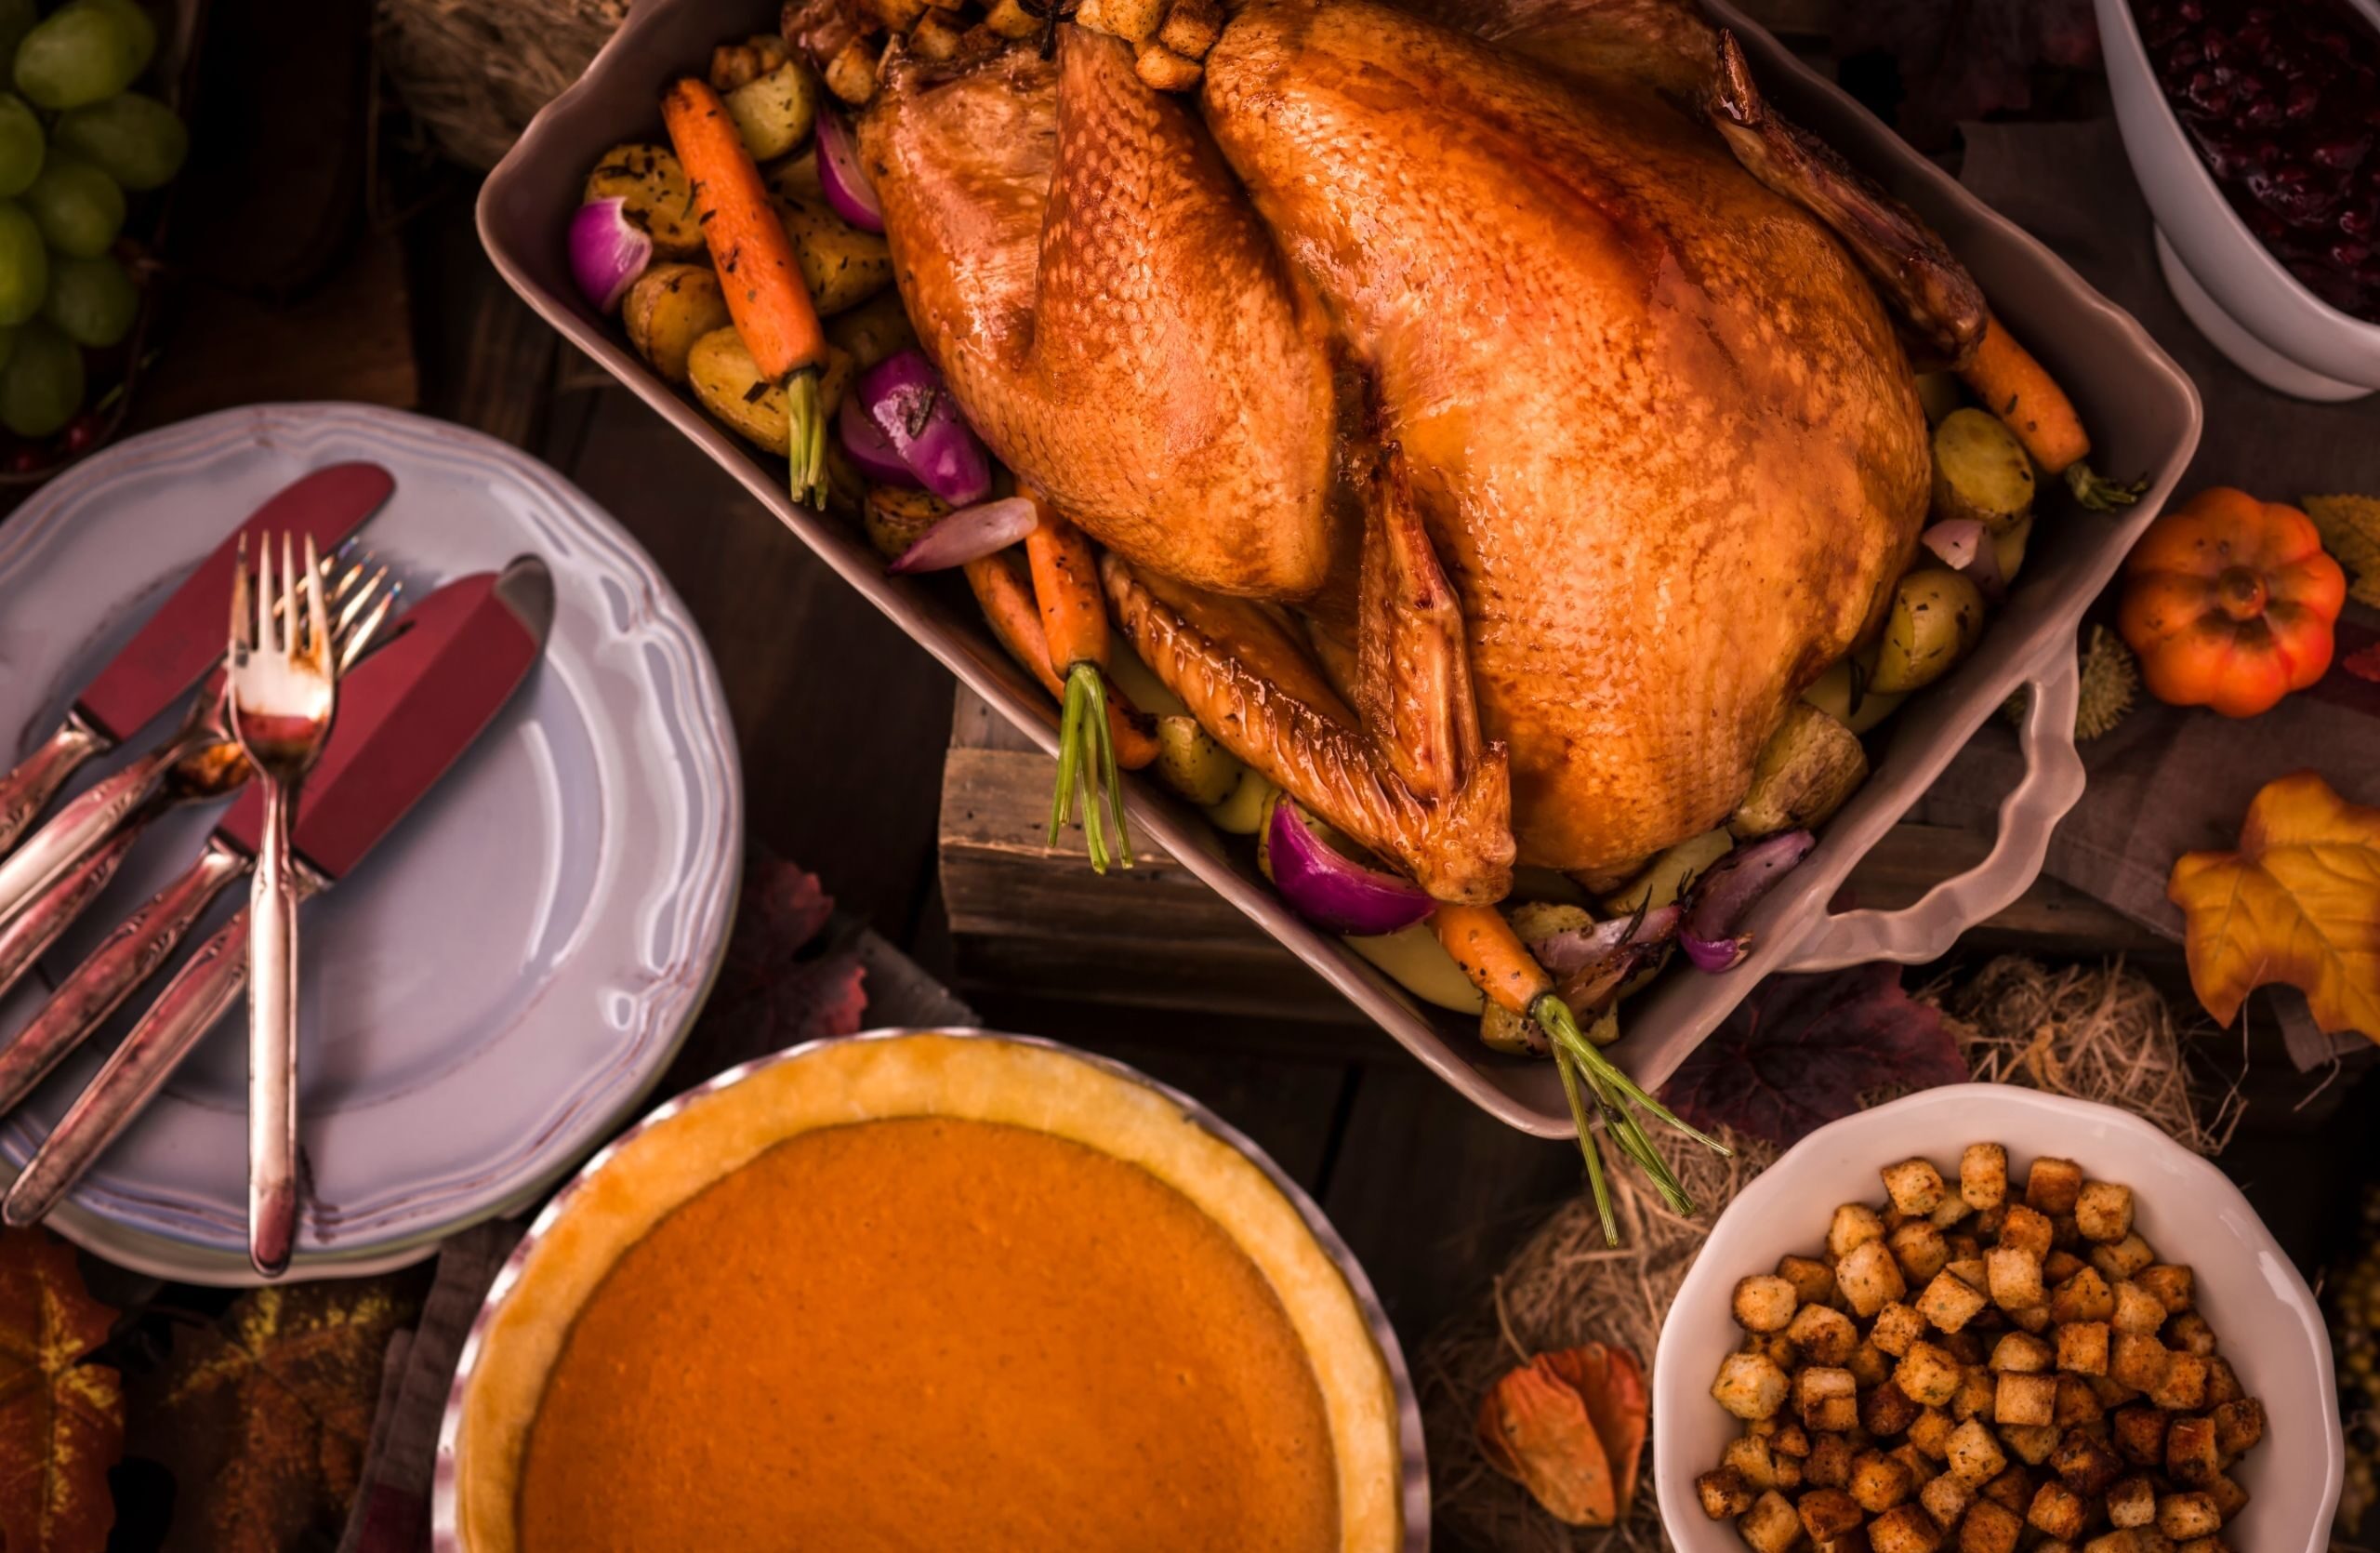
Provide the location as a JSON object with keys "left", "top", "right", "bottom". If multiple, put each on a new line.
{"left": 1914, "top": 118, "right": 2380, "bottom": 1066}
{"left": 334, "top": 860, "right": 975, "bottom": 1553}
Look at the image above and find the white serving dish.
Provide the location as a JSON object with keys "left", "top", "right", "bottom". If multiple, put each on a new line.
{"left": 2096, "top": 0, "right": 2380, "bottom": 400}
{"left": 1651, "top": 1085, "right": 2342, "bottom": 1548}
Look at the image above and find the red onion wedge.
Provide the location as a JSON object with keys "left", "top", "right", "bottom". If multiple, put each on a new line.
{"left": 568, "top": 197, "right": 652, "bottom": 313}
{"left": 1923, "top": 517, "right": 2008, "bottom": 604}
{"left": 1266, "top": 798, "right": 1435, "bottom": 936}
{"left": 1681, "top": 830, "right": 1814, "bottom": 972}
{"left": 887, "top": 497, "right": 1039, "bottom": 575}
{"left": 839, "top": 392, "right": 921, "bottom": 487}
{"left": 815, "top": 110, "right": 885, "bottom": 234}
{"left": 1533, "top": 904, "right": 1681, "bottom": 1013}
{"left": 856, "top": 349, "right": 993, "bottom": 506}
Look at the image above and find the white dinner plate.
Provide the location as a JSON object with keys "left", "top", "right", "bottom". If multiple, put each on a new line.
{"left": 0, "top": 404, "right": 741, "bottom": 1284}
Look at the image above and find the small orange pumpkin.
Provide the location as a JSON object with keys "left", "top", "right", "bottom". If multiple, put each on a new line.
{"left": 2119, "top": 487, "right": 2347, "bottom": 718}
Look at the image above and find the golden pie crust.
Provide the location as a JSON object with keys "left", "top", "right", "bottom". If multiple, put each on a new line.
{"left": 449, "top": 1032, "right": 1406, "bottom": 1552}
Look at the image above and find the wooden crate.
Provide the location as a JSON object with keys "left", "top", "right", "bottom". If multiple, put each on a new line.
{"left": 938, "top": 688, "right": 2165, "bottom": 1021}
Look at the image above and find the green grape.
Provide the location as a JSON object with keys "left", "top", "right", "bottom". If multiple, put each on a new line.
{"left": 0, "top": 0, "right": 34, "bottom": 90}
{"left": 22, "top": 153, "right": 122, "bottom": 257}
{"left": 13, "top": 2, "right": 140, "bottom": 110}
{"left": 54, "top": 91, "right": 183, "bottom": 191}
{"left": 0, "top": 319, "right": 81, "bottom": 435}
{"left": 76, "top": 0, "right": 152, "bottom": 79}
{"left": 42, "top": 252, "right": 133, "bottom": 347}
{"left": 0, "top": 199, "right": 45, "bottom": 326}
{"left": 0, "top": 93, "right": 40, "bottom": 197}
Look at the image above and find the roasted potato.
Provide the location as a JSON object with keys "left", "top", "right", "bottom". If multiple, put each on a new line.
{"left": 1343, "top": 923, "right": 1483, "bottom": 1015}
{"left": 862, "top": 484, "right": 948, "bottom": 560}
{"left": 621, "top": 263, "right": 730, "bottom": 384}
{"left": 826, "top": 285, "right": 919, "bottom": 373}
{"left": 1871, "top": 567, "right": 1987, "bottom": 694}
{"left": 778, "top": 195, "right": 894, "bottom": 315}
{"left": 1802, "top": 647, "right": 1907, "bottom": 735}
{"left": 1994, "top": 513, "right": 2033, "bottom": 581}
{"left": 687, "top": 326, "right": 787, "bottom": 447}
{"left": 1153, "top": 714, "right": 1239, "bottom": 804}
{"left": 725, "top": 60, "right": 817, "bottom": 162}
{"left": 1932, "top": 406, "right": 2036, "bottom": 532}
{"left": 1604, "top": 827, "right": 1731, "bottom": 914}
{"left": 1730, "top": 703, "right": 1867, "bottom": 838}
{"left": 583, "top": 142, "right": 705, "bottom": 259}
{"left": 709, "top": 33, "right": 790, "bottom": 91}
{"left": 687, "top": 326, "right": 854, "bottom": 450}
{"left": 1204, "top": 766, "right": 1275, "bottom": 835}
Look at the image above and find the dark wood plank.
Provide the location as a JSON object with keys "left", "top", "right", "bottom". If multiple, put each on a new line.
{"left": 554, "top": 389, "right": 955, "bottom": 938}
{"left": 130, "top": 228, "right": 418, "bottom": 426}
{"left": 1320, "top": 1060, "right": 1581, "bottom": 1343}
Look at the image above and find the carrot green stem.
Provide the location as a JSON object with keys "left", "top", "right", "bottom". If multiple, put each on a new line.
{"left": 1045, "top": 660, "right": 1133, "bottom": 874}
{"left": 2065, "top": 461, "right": 2146, "bottom": 511}
{"left": 786, "top": 368, "right": 828, "bottom": 510}
{"left": 1533, "top": 991, "right": 1725, "bottom": 1232}
{"left": 1553, "top": 1047, "right": 1619, "bottom": 1246}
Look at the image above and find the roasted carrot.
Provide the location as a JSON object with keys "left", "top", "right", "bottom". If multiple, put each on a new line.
{"left": 1025, "top": 510, "right": 1109, "bottom": 678}
{"left": 1430, "top": 902, "right": 1549, "bottom": 1015}
{"left": 661, "top": 76, "right": 833, "bottom": 507}
{"left": 1430, "top": 901, "right": 1729, "bottom": 1243}
{"left": 1012, "top": 497, "right": 1138, "bottom": 872}
{"left": 961, "top": 548, "right": 1157, "bottom": 871}
{"left": 1959, "top": 312, "right": 2144, "bottom": 511}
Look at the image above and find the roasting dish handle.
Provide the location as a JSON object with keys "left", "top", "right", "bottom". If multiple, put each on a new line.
{"left": 1780, "top": 643, "right": 2086, "bottom": 972}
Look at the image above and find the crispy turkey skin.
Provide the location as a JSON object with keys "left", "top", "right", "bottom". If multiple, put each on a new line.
{"left": 848, "top": 0, "right": 1933, "bottom": 889}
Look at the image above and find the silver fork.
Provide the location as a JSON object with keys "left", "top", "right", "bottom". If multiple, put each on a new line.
{"left": 0, "top": 557, "right": 394, "bottom": 1067}
{"left": 225, "top": 534, "right": 339, "bottom": 1279}
{"left": 0, "top": 546, "right": 393, "bottom": 936}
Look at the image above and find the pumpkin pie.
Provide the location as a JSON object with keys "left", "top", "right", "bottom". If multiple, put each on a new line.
{"left": 446, "top": 1032, "right": 1408, "bottom": 1552}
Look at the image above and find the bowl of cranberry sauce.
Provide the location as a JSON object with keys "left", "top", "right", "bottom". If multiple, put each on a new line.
{"left": 2096, "top": 0, "right": 2380, "bottom": 400}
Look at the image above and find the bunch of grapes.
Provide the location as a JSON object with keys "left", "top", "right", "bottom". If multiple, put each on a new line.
{"left": 0, "top": 0, "right": 185, "bottom": 450}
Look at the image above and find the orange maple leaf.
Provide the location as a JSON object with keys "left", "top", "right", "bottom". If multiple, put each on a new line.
{"left": 0, "top": 1228, "right": 122, "bottom": 1553}
{"left": 2168, "top": 771, "right": 2380, "bottom": 1039}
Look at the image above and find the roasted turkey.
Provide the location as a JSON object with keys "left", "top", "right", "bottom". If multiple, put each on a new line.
{"left": 826, "top": 0, "right": 1985, "bottom": 902}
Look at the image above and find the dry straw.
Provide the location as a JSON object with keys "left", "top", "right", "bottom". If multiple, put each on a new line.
{"left": 1421, "top": 956, "right": 2232, "bottom": 1552}
{"left": 377, "top": 0, "right": 628, "bottom": 171}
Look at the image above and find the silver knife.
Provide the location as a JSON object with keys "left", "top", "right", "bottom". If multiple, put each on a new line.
{"left": 1, "top": 560, "right": 556, "bottom": 1238}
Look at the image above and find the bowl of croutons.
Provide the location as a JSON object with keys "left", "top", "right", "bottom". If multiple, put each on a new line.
{"left": 1650, "top": 1084, "right": 2340, "bottom": 1553}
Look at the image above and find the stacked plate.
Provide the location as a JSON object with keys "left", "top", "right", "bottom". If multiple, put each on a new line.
{"left": 0, "top": 403, "right": 741, "bottom": 1283}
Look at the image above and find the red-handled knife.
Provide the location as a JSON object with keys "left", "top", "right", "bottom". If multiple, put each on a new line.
{"left": 0, "top": 464, "right": 394, "bottom": 860}
{"left": 0, "top": 560, "right": 554, "bottom": 1239}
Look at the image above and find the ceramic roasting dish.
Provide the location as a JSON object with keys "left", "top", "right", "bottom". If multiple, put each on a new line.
{"left": 479, "top": 1, "right": 2202, "bottom": 1137}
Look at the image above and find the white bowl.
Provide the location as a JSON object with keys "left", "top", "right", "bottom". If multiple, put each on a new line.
{"left": 1651, "top": 1085, "right": 2342, "bottom": 1548}
{"left": 2096, "top": 0, "right": 2380, "bottom": 401}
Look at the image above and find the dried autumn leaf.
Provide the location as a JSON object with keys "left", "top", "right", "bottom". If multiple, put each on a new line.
{"left": 130, "top": 1280, "right": 415, "bottom": 1553}
{"left": 1540, "top": 1342, "right": 1647, "bottom": 1519}
{"left": 2305, "top": 495, "right": 2380, "bottom": 611}
{"left": 0, "top": 1228, "right": 121, "bottom": 1553}
{"left": 1475, "top": 1354, "right": 1617, "bottom": 1527}
{"left": 2168, "top": 770, "right": 2380, "bottom": 1040}
{"left": 1659, "top": 963, "right": 1967, "bottom": 1147}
